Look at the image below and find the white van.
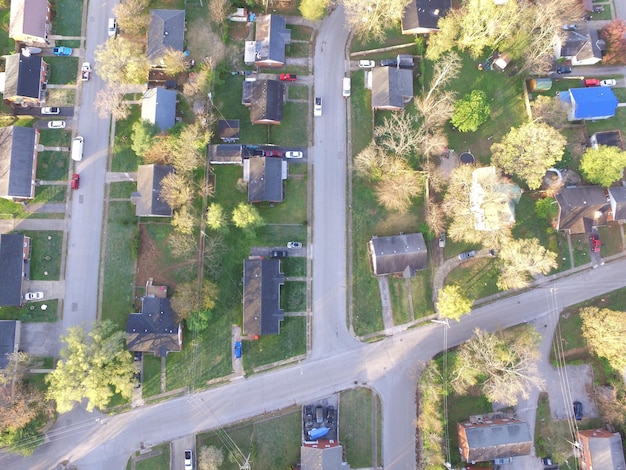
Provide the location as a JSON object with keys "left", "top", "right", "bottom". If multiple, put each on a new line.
{"left": 108, "top": 18, "right": 117, "bottom": 38}
{"left": 342, "top": 77, "right": 351, "bottom": 97}
{"left": 72, "top": 136, "right": 84, "bottom": 162}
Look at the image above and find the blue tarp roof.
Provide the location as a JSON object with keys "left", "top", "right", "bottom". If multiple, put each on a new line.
{"left": 567, "top": 87, "right": 618, "bottom": 119}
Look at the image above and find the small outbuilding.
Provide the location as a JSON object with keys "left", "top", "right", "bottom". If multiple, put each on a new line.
{"left": 368, "top": 233, "right": 427, "bottom": 277}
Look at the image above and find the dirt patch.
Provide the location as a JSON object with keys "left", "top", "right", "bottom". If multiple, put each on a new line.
{"left": 186, "top": 18, "right": 226, "bottom": 63}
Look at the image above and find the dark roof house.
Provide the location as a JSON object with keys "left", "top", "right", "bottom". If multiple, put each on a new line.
{"left": 218, "top": 119, "right": 240, "bottom": 142}
{"left": 141, "top": 87, "right": 177, "bottom": 131}
{"left": 147, "top": 9, "right": 186, "bottom": 65}
{"left": 578, "top": 429, "right": 626, "bottom": 470}
{"left": 131, "top": 164, "right": 174, "bottom": 217}
{"left": 608, "top": 187, "right": 626, "bottom": 223}
{"left": 9, "top": 0, "right": 51, "bottom": 45}
{"left": 401, "top": 0, "right": 451, "bottom": 34}
{"left": 242, "top": 258, "right": 285, "bottom": 337}
{"left": 249, "top": 79, "right": 284, "bottom": 124}
{"left": 300, "top": 443, "right": 351, "bottom": 470}
{"left": 559, "top": 87, "right": 618, "bottom": 121}
{"left": 210, "top": 144, "right": 243, "bottom": 165}
{"left": 243, "top": 156, "right": 286, "bottom": 203}
{"left": 590, "top": 130, "right": 623, "bottom": 150}
{"left": 3, "top": 53, "right": 48, "bottom": 107}
{"left": 555, "top": 186, "right": 608, "bottom": 234}
{"left": 0, "top": 234, "right": 31, "bottom": 307}
{"left": 0, "top": 126, "right": 39, "bottom": 200}
{"left": 555, "top": 28, "right": 603, "bottom": 66}
{"left": 254, "top": 14, "right": 291, "bottom": 67}
{"left": 458, "top": 418, "right": 532, "bottom": 463}
{"left": 371, "top": 67, "right": 413, "bottom": 111}
{"left": 368, "top": 233, "right": 427, "bottom": 277}
{"left": 0, "top": 321, "right": 21, "bottom": 369}
{"left": 126, "top": 287, "right": 181, "bottom": 357}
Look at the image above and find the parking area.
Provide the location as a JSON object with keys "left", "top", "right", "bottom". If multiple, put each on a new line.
{"left": 544, "top": 363, "right": 598, "bottom": 421}
{"left": 303, "top": 395, "right": 338, "bottom": 442}
{"left": 20, "top": 322, "right": 62, "bottom": 357}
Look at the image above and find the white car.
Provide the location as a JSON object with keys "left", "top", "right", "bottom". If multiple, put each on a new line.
{"left": 601, "top": 79, "right": 617, "bottom": 87}
{"left": 285, "top": 151, "right": 303, "bottom": 159}
{"left": 358, "top": 60, "right": 375, "bottom": 68}
{"left": 314, "top": 97, "right": 322, "bottom": 117}
{"left": 108, "top": 18, "right": 117, "bottom": 38}
{"left": 48, "top": 120, "right": 66, "bottom": 129}
{"left": 287, "top": 241, "right": 302, "bottom": 249}
{"left": 184, "top": 449, "right": 193, "bottom": 470}
{"left": 24, "top": 292, "right": 44, "bottom": 301}
{"left": 41, "top": 107, "right": 60, "bottom": 115}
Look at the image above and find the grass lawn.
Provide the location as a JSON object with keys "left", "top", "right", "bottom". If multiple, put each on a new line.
{"left": 286, "top": 42, "right": 309, "bottom": 57}
{"left": 340, "top": 388, "right": 381, "bottom": 467}
{"left": 133, "top": 444, "right": 170, "bottom": 470}
{"left": 409, "top": 270, "right": 434, "bottom": 318}
{"left": 112, "top": 106, "right": 142, "bottom": 172}
{"left": 109, "top": 182, "right": 137, "bottom": 199}
{"left": 197, "top": 407, "right": 301, "bottom": 470}
{"left": 534, "top": 393, "right": 576, "bottom": 464}
{"left": 281, "top": 257, "right": 306, "bottom": 277}
{"left": 101, "top": 202, "right": 138, "bottom": 329}
{"left": 289, "top": 25, "right": 313, "bottom": 41}
{"left": 0, "top": 299, "right": 58, "bottom": 322}
{"left": 445, "top": 257, "right": 501, "bottom": 301}
{"left": 288, "top": 85, "right": 309, "bottom": 100}
{"left": 389, "top": 277, "right": 411, "bottom": 325}
{"left": 587, "top": 107, "right": 626, "bottom": 135}
{"left": 447, "top": 388, "right": 493, "bottom": 466}
{"left": 257, "top": 173, "right": 307, "bottom": 224}
{"left": 350, "top": 70, "right": 373, "bottom": 155}
{"left": 571, "top": 234, "right": 591, "bottom": 267}
{"left": 46, "top": 57, "right": 79, "bottom": 85}
{"left": 281, "top": 282, "right": 306, "bottom": 312}
{"left": 45, "top": 88, "right": 76, "bottom": 107}
{"left": 37, "top": 151, "right": 70, "bottom": 181}
{"left": 0, "top": 198, "right": 61, "bottom": 219}
{"left": 270, "top": 102, "right": 309, "bottom": 147}
{"left": 22, "top": 230, "right": 63, "bottom": 280}
{"left": 53, "top": 0, "right": 84, "bottom": 36}
{"left": 33, "top": 184, "right": 67, "bottom": 204}
{"left": 0, "top": 8, "right": 15, "bottom": 54}
{"left": 38, "top": 129, "right": 72, "bottom": 148}
{"left": 242, "top": 317, "right": 306, "bottom": 371}
{"left": 350, "top": 25, "right": 413, "bottom": 53}
{"left": 597, "top": 223, "right": 623, "bottom": 256}
{"left": 141, "top": 354, "right": 163, "bottom": 398}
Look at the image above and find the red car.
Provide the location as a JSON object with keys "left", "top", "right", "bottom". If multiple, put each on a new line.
{"left": 279, "top": 73, "right": 296, "bottom": 82}
{"left": 71, "top": 173, "right": 80, "bottom": 190}
{"left": 583, "top": 78, "right": 600, "bottom": 87}
{"left": 590, "top": 233, "right": 601, "bottom": 252}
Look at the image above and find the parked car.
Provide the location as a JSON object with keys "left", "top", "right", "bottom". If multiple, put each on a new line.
{"left": 71, "top": 173, "right": 80, "bottom": 190}
{"left": 358, "top": 59, "right": 375, "bottom": 68}
{"left": 81, "top": 62, "right": 91, "bottom": 81}
{"left": 438, "top": 232, "right": 446, "bottom": 248}
{"left": 108, "top": 17, "right": 117, "bottom": 38}
{"left": 285, "top": 151, "right": 303, "bottom": 159}
{"left": 315, "top": 406, "right": 324, "bottom": 424}
{"left": 556, "top": 66, "right": 572, "bottom": 74}
{"left": 24, "top": 292, "right": 44, "bottom": 301}
{"left": 562, "top": 24, "right": 578, "bottom": 31}
{"left": 133, "top": 351, "right": 142, "bottom": 362}
{"left": 269, "top": 250, "right": 288, "bottom": 258}
{"left": 234, "top": 341, "right": 242, "bottom": 358}
{"left": 47, "top": 120, "right": 66, "bottom": 129}
{"left": 184, "top": 449, "right": 193, "bottom": 470}
{"left": 590, "top": 233, "right": 601, "bottom": 253}
{"left": 41, "top": 107, "right": 60, "bottom": 115}
{"left": 52, "top": 46, "right": 72, "bottom": 56}
{"left": 133, "top": 371, "right": 141, "bottom": 388}
{"left": 279, "top": 73, "right": 296, "bottom": 81}
{"left": 264, "top": 149, "right": 282, "bottom": 157}
{"left": 326, "top": 405, "right": 335, "bottom": 423}
{"left": 601, "top": 79, "right": 617, "bottom": 87}
{"left": 380, "top": 59, "right": 397, "bottom": 67}
{"left": 583, "top": 78, "right": 600, "bottom": 87}
{"left": 573, "top": 401, "right": 583, "bottom": 420}
{"left": 458, "top": 250, "right": 476, "bottom": 261}
{"left": 287, "top": 241, "right": 302, "bottom": 249}
{"left": 314, "top": 97, "right": 322, "bottom": 117}
{"left": 22, "top": 46, "right": 42, "bottom": 56}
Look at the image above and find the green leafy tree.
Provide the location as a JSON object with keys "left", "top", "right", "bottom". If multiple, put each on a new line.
{"left": 159, "top": 172, "right": 193, "bottom": 209}
{"left": 491, "top": 122, "right": 566, "bottom": 190}
{"left": 232, "top": 202, "right": 264, "bottom": 234}
{"left": 299, "top": 0, "right": 328, "bottom": 20}
{"left": 161, "top": 48, "right": 188, "bottom": 75}
{"left": 95, "top": 37, "right": 150, "bottom": 85}
{"left": 580, "top": 145, "right": 626, "bottom": 187}
{"left": 534, "top": 197, "right": 558, "bottom": 222}
{"left": 580, "top": 307, "right": 626, "bottom": 372}
{"left": 450, "top": 90, "right": 490, "bottom": 132}
{"left": 187, "top": 310, "right": 213, "bottom": 332}
{"left": 46, "top": 321, "right": 135, "bottom": 413}
{"left": 131, "top": 119, "right": 159, "bottom": 156}
{"left": 436, "top": 285, "right": 473, "bottom": 321}
{"left": 206, "top": 203, "right": 228, "bottom": 232}
{"left": 172, "top": 280, "right": 219, "bottom": 321}
{"left": 172, "top": 206, "right": 196, "bottom": 234}
{"left": 497, "top": 238, "right": 557, "bottom": 290}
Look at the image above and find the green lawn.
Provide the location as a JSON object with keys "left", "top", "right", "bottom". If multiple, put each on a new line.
{"left": 242, "top": 317, "right": 306, "bottom": 371}
{"left": 285, "top": 42, "right": 309, "bottom": 57}
{"left": 22, "top": 230, "right": 63, "bottom": 280}
{"left": 112, "top": 106, "right": 142, "bottom": 172}
{"left": 281, "top": 282, "right": 306, "bottom": 312}
{"left": 257, "top": 175, "right": 308, "bottom": 224}
{"left": 46, "top": 57, "right": 79, "bottom": 85}
{"left": 37, "top": 151, "right": 70, "bottom": 181}
{"left": 38, "top": 129, "right": 72, "bottom": 148}
{"left": 587, "top": 107, "right": 626, "bottom": 135}
{"left": 340, "top": 388, "right": 381, "bottom": 467}
{"left": 445, "top": 257, "right": 501, "bottom": 301}
{"left": 598, "top": 223, "right": 623, "bottom": 256}
{"left": 350, "top": 70, "right": 373, "bottom": 155}
{"left": 33, "top": 185, "right": 67, "bottom": 204}
{"left": 53, "top": 0, "right": 84, "bottom": 36}
{"left": 270, "top": 102, "right": 309, "bottom": 146}
{"left": 289, "top": 25, "right": 313, "bottom": 41}
{"left": 141, "top": 354, "right": 163, "bottom": 398}
{"left": 110, "top": 182, "right": 137, "bottom": 199}
{"left": 0, "top": 299, "right": 58, "bottom": 322}
{"left": 534, "top": 393, "right": 577, "bottom": 464}
{"left": 571, "top": 234, "right": 591, "bottom": 267}
{"left": 389, "top": 277, "right": 411, "bottom": 325}
{"left": 133, "top": 444, "right": 170, "bottom": 470}
{"left": 288, "top": 85, "right": 309, "bottom": 100}
{"left": 0, "top": 8, "right": 15, "bottom": 54}
{"left": 281, "top": 257, "right": 306, "bottom": 277}
{"left": 409, "top": 270, "right": 434, "bottom": 318}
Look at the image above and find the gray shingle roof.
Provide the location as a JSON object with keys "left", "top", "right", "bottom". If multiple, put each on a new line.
{"left": 555, "top": 186, "right": 608, "bottom": 234}
{"left": 0, "top": 320, "right": 19, "bottom": 369}
{"left": 131, "top": 164, "right": 174, "bottom": 217}
{"left": 250, "top": 79, "right": 284, "bottom": 124}
{"left": 401, "top": 0, "right": 451, "bottom": 33}
{"left": 210, "top": 144, "right": 243, "bottom": 164}
{"left": 126, "top": 296, "right": 181, "bottom": 357}
{"left": 243, "top": 258, "right": 285, "bottom": 336}
{"left": 9, "top": 0, "right": 49, "bottom": 41}
{"left": 369, "top": 233, "right": 427, "bottom": 277}
{"left": 147, "top": 9, "right": 185, "bottom": 62}
{"left": 0, "top": 126, "right": 37, "bottom": 199}
{"left": 371, "top": 67, "right": 413, "bottom": 110}
{"left": 608, "top": 187, "right": 626, "bottom": 221}
{"left": 4, "top": 54, "right": 43, "bottom": 101}
{"left": 141, "top": 87, "right": 177, "bottom": 131}
{"left": 254, "top": 14, "right": 291, "bottom": 65}
{"left": 247, "top": 156, "right": 284, "bottom": 203}
{"left": 459, "top": 420, "right": 532, "bottom": 463}
{"left": 0, "top": 234, "right": 27, "bottom": 307}
{"left": 300, "top": 445, "right": 349, "bottom": 470}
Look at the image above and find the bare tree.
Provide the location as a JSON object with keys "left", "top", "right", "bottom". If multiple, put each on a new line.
{"left": 172, "top": 206, "right": 196, "bottom": 235}
{"left": 425, "top": 201, "right": 445, "bottom": 235}
{"left": 497, "top": 238, "right": 557, "bottom": 290}
{"left": 94, "top": 84, "right": 131, "bottom": 120}
{"left": 208, "top": 0, "right": 231, "bottom": 26}
{"left": 423, "top": 52, "right": 461, "bottom": 103}
{"left": 375, "top": 111, "right": 421, "bottom": 157}
{"left": 375, "top": 169, "right": 424, "bottom": 213}
{"left": 167, "top": 232, "right": 198, "bottom": 259}
{"left": 343, "top": 0, "right": 412, "bottom": 42}
{"left": 113, "top": 0, "right": 150, "bottom": 37}
{"left": 530, "top": 95, "right": 568, "bottom": 129}
{"left": 160, "top": 172, "right": 194, "bottom": 209}
{"left": 95, "top": 37, "right": 150, "bottom": 85}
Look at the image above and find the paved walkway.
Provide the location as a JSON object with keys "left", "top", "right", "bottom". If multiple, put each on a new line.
{"left": 377, "top": 276, "right": 394, "bottom": 331}
{"left": 106, "top": 172, "right": 137, "bottom": 183}
{"left": 0, "top": 218, "right": 67, "bottom": 233}
{"left": 24, "top": 202, "right": 67, "bottom": 213}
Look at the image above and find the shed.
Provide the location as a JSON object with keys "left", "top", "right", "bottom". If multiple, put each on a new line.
{"left": 528, "top": 78, "right": 552, "bottom": 92}
{"left": 368, "top": 233, "right": 427, "bottom": 277}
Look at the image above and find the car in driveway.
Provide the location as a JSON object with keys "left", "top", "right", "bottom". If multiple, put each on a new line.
{"left": 184, "top": 449, "right": 193, "bottom": 470}
{"left": 573, "top": 401, "right": 583, "bottom": 420}
{"left": 358, "top": 60, "right": 375, "bottom": 68}
{"left": 562, "top": 24, "right": 577, "bottom": 31}
{"left": 264, "top": 149, "right": 282, "bottom": 157}
{"left": 234, "top": 341, "right": 242, "bottom": 358}
{"left": 314, "top": 97, "right": 322, "bottom": 117}
{"left": 556, "top": 66, "right": 572, "bottom": 74}
{"left": 285, "top": 150, "right": 303, "bottom": 159}
{"left": 24, "top": 292, "right": 44, "bottom": 301}
{"left": 287, "top": 241, "right": 302, "bottom": 249}
{"left": 590, "top": 233, "right": 601, "bottom": 253}
{"left": 52, "top": 46, "right": 72, "bottom": 56}
{"left": 47, "top": 120, "right": 66, "bottom": 129}
{"left": 583, "top": 78, "right": 600, "bottom": 87}
{"left": 601, "top": 79, "right": 617, "bottom": 87}
{"left": 279, "top": 73, "right": 296, "bottom": 81}
{"left": 269, "top": 250, "right": 288, "bottom": 258}
{"left": 458, "top": 250, "right": 476, "bottom": 260}
{"left": 71, "top": 173, "right": 80, "bottom": 190}
{"left": 41, "top": 107, "right": 60, "bottom": 115}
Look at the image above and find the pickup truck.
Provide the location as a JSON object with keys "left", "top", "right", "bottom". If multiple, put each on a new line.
{"left": 81, "top": 62, "right": 91, "bottom": 81}
{"left": 53, "top": 46, "right": 72, "bottom": 56}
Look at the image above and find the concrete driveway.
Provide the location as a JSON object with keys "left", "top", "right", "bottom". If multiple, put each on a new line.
{"left": 20, "top": 322, "right": 63, "bottom": 357}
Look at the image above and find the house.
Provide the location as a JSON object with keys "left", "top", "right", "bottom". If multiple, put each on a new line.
{"left": 252, "top": 14, "right": 291, "bottom": 67}
{"left": 248, "top": 79, "right": 284, "bottom": 125}
{"left": 126, "top": 282, "right": 181, "bottom": 357}
{"left": 401, "top": 0, "right": 451, "bottom": 34}
{"left": 9, "top": 0, "right": 51, "bottom": 46}
{"left": 2, "top": 53, "right": 48, "bottom": 107}
{"left": 578, "top": 429, "right": 626, "bottom": 470}
{"left": 607, "top": 187, "right": 626, "bottom": 223}
{"left": 554, "top": 28, "right": 602, "bottom": 66}
{"left": 0, "top": 126, "right": 39, "bottom": 200}
{"left": 368, "top": 233, "right": 427, "bottom": 277}
{"left": 218, "top": 119, "right": 240, "bottom": 142}
{"left": 555, "top": 186, "right": 608, "bottom": 234}
{"left": 300, "top": 442, "right": 351, "bottom": 470}
{"left": 141, "top": 87, "right": 177, "bottom": 131}
{"left": 0, "top": 234, "right": 31, "bottom": 307}
{"left": 371, "top": 67, "right": 413, "bottom": 111}
{"left": 209, "top": 144, "right": 243, "bottom": 165}
{"left": 457, "top": 418, "right": 532, "bottom": 463}
{"left": 243, "top": 156, "right": 286, "bottom": 203}
{"left": 470, "top": 167, "right": 522, "bottom": 231}
{"left": 0, "top": 321, "right": 21, "bottom": 369}
{"left": 147, "top": 9, "right": 186, "bottom": 66}
{"left": 590, "top": 130, "right": 623, "bottom": 150}
{"left": 131, "top": 164, "right": 174, "bottom": 217}
{"left": 242, "top": 258, "right": 285, "bottom": 337}
{"left": 559, "top": 87, "right": 618, "bottom": 121}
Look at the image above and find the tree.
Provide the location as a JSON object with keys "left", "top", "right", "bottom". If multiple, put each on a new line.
{"left": 199, "top": 445, "right": 225, "bottom": 470}
{"left": 491, "top": 122, "right": 566, "bottom": 190}
{"left": 530, "top": 95, "right": 568, "bottom": 129}
{"left": 451, "top": 326, "right": 544, "bottom": 406}
{"left": 208, "top": 0, "right": 231, "bottom": 26}
{"left": 172, "top": 206, "right": 196, "bottom": 234}
{"left": 232, "top": 203, "right": 264, "bottom": 234}
{"left": 161, "top": 48, "right": 188, "bottom": 75}
{"left": 580, "top": 145, "right": 626, "bottom": 187}
{"left": 206, "top": 203, "right": 228, "bottom": 232}
{"left": 183, "top": 60, "right": 213, "bottom": 100}
{"left": 160, "top": 172, "right": 193, "bottom": 209}
{"left": 436, "top": 285, "right": 473, "bottom": 321}
{"left": 374, "top": 170, "right": 423, "bottom": 212}
{"left": 94, "top": 84, "right": 131, "bottom": 120}
{"left": 580, "top": 307, "right": 626, "bottom": 372}
{"left": 187, "top": 310, "right": 213, "bottom": 332}
{"left": 375, "top": 111, "right": 421, "bottom": 157}
{"left": 600, "top": 19, "right": 626, "bottom": 65}
{"left": 95, "top": 37, "right": 150, "bottom": 85}
{"left": 45, "top": 321, "right": 135, "bottom": 413}
{"left": 497, "top": 238, "right": 557, "bottom": 290}
{"left": 131, "top": 120, "right": 159, "bottom": 156}
{"left": 450, "top": 90, "right": 490, "bottom": 132}
{"left": 299, "top": 0, "right": 328, "bottom": 20}
{"left": 113, "top": 0, "right": 150, "bottom": 37}
{"left": 171, "top": 280, "right": 218, "bottom": 321}
{"left": 534, "top": 197, "right": 558, "bottom": 222}
{"left": 342, "top": 0, "right": 412, "bottom": 42}
{"left": 167, "top": 231, "right": 198, "bottom": 259}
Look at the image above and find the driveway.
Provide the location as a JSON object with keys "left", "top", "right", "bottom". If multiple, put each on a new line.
{"left": 20, "top": 322, "right": 63, "bottom": 357}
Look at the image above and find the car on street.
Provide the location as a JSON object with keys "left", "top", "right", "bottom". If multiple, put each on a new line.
{"left": 287, "top": 241, "right": 302, "bottom": 249}
{"left": 458, "top": 250, "right": 476, "bottom": 261}
{"left": 556, "top": 66, "right": 572, "bottom": 74}
{"left": 285, "top": 150, "right": 303, "bottom": 159}
{"left": 590, "top": 233, "right": 601, "bottom": 253}
{"left": 52, "top": 46, "right": 72, "bottom": 56}
{"left": 279, "top": 73, "right": 296, "bottom": 81}
{"left": 269, "top": 250, "right": 288, "bottom": 258}
{"left": 108, "top": 18, "right": 117, "bottom": 37}
{"left": 601, "top": 79, "right": 617, "bottom": 87}
{"left": 234, "top": 341, "right": 242, "bottom": 358}
{"left": 71, "top": 173, "right": 80, "bottom": 190}
{"left": 583, "top": 78, "right": 600, "bottom": 87}
{"left": 47, "top": 120, "right": 66, "bottom": 129}
{"left": 314, "top": 97, "right": 322, "bottom": 117}
{"left": 573, "top": 401, "right": 583, "bottom": 420}
{"left": 41, "top": 107, "right": 60, "bottom": 115}
{"left": 358, "top": 60, "right": 375, "bottom": 68}
{"left": 24, "top": 292, "right": 44, "bottom": 301}
{"left": 81, "top": 62, "right": 91, "bottom": 81}
{"left": 184, "top": 449, "right": 193, "bottom": 470}
{"left": 562, "top": 24, "right": 577, "bottom": 31}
